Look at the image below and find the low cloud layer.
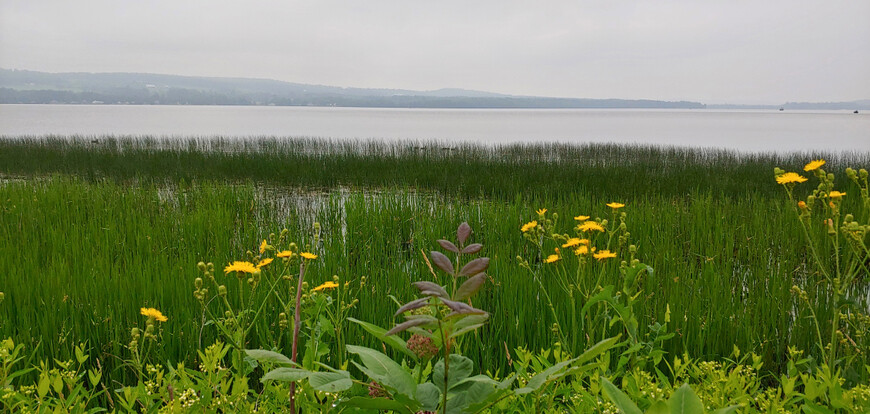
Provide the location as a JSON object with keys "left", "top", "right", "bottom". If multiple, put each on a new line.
{"left": 1, "top": 0, "right": 868, "bottom": 104}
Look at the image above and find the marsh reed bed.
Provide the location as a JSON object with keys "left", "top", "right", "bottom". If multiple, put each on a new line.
{"left": 0, "top": 136, "right": 868, "bottom": 394}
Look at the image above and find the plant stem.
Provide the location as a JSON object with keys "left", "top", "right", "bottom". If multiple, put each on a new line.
{"left": 290, "top": 261, "right": 307, "bottom": 413}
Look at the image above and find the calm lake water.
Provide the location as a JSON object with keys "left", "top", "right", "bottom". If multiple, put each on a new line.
{"left": 1, "top": 104, "right": 867, "bottom": 153}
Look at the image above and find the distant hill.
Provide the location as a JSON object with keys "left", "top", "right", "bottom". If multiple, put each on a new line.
{"left": 0, "top": 68, "right": 705, "bottom": 109}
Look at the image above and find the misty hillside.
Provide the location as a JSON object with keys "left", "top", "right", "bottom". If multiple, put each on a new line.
{"left": 0, "top": 68, "right": 705, "bottom": 109}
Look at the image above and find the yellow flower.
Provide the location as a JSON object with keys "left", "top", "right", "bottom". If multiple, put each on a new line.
{"left": 606, "top": 202, "right": 625, "bottom": 209}
{"left": 574, "top": 245, "right": 594, "bottom": 255}
{"left": 562, "top": 238, "right": 582, "bottom": 248}
{"left": 277, "top": 250, "right": 293, "bottom": 258}
{"left": 544, "top": 254, "right": 561, "bottom": 264}
{"left": 257, "top": 258, "right": 273, "bottom": 268}
{"left": 776, "top": 172, "right": 808, "bottom": 185}
{"left": 804, "top": 159, "right": 826, "bottom": 172}
{"left": 224, "top": 261, "right": 258, "bottom": 274}
{"left": 259, "top": 240, "right": 268, "bottom": 254}
{"left": 521, "top": 221, "right": 538, "bottom": 232}
{"left": 828, "top": 191, "right": 846, "bottom": 199}
{"left": 574, "top": 215, "right": 590, "bottom": 221}
{"left": 578, "top": 221, "right": 605, "bottom": 232}
{"left": 140, "top": 307, "right": 168, "bottom": 322}
{"left": 536, "top": 208, "right": 547, "bottom": 216}
{"left": 300, "top": 252, "right": 318, "bottom": 260}
{"left": 593, "top": 250, "right": 617, "bottom": 261}
{"left": 311, "top": 281, "right": 338, "bottom": 292}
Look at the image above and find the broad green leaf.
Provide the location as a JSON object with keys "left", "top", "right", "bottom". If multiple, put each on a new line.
{"left": 576, "top": 336, "right": 620, "bottom": 365}
{"left": 308, "top": 371, "right": 352, "bottom": 393}
{"left": 446, "top": 378, "right": 496, "bottom": 413}
{"left": 417, "top": 382, "right": 441, "bottom": 411}
{"left": 516, "top": 357, "right": 579, "bottom": 394}
{"left": 347, "top": 345, "right": 416, "bottom": 400}
{"left": 244, "top": 349, "right": 294, "bottom": 366}
{"left": 600, "top": 377, "right": 642, "bottom": 414}
{"left": 433, "top": 354, "right": 474, "bottom": 391}
{"left": 335, "top": 396, "right": 413, "bottom": 413}
{"left": 711, "top": 405, "right": 739, "bottom": 414}
{"left": 348, "top": 317, "right": 416, "bottom": 360}
{"left": 667, "top": 384, "right": 704, "bottom": 414}
{"left": 261, "top": 367, "right": 309, "bottom": 382}
{"left": 800, "top": 402, "right": 835, "bottom": 414}
{"left": 645, "top": 400, "right": 669, "bottom": 414}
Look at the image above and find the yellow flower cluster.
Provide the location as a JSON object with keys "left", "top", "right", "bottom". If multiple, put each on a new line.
{"left": 776, "top": 172, "right": 808, "bottom": 185}
{"left": 140, "top": 307, "right": 168, "bottom": 322}
{"left": 521, "top": 220, "right": 538, "bottom": 233}
{"left": 311, "top": 281, "right": 338, "bottom": 292}
{"left": 224, "top": 261, "right": 258, "bottom": 274}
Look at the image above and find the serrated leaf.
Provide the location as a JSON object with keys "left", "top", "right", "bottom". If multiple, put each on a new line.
{"left": 437, "top": 239, "right": 459, "bottom": 253}
{"left": 308, "top": 371, "right": 352, "bottom": 392}
{"left": 454, "top": 273, "right": 487, "bottom": 301}
{"left": 261, "top": 367, "right": 310, "bottom": 382}
{"left": 348, "top": 317, "right": 416, "bottom": 360}
{"left": 386, "top": 317, "right": 437, "bottom": 336}
{"left": 667, "top": 384, "right": 704, "bottom": 414}
{"left": 459, "top": 257, "right": 489, "bottom": 276}
{"left": 430, "top": 251, "right": 454, "bottom": 274}
{"left": 244, "top": 349, "right": 294, "bottom": 366}
{"left": 600, "top": 377, "right": 642, "bottom": 414}
{"left": 461, "top": 243, "right": 483, "bottom": 254}
{"left": 395, "top": 297, "right": 431, "bottom": 316}
{"left": 457, "top": 222, "right": 472, "bottom": 245}
{"left": 412, "top": 281, "right": 449, "bottom": 299}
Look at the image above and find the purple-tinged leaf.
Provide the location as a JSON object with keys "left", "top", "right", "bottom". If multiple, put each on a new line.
{"left": 460, "top": 243, "right": 483, "bottom": 254}
{"left": 412, "top": 281, "right": 449, "bottom": 299}
{"left": 441, "top": 298, "right": 486, "bottom": 315}
{"left": 457, "top": 222, "right": 472, "bottom": 245}
{"left": 454, "top": 273, "right": 487, "bottom": 301}
{"left": 386, "top": 317, "right": 437, "bottom": 336}
{"left": 430, "top": 251, "right": 454, "bottom": 274}
{"left": 437, "top": 240, "right": 459, "bottom": 253}
{"left": 394, "top": 297, "right": 431, "bottom": 317}
{"left": 459, "top": 257, "right": 489, "bottom": 277}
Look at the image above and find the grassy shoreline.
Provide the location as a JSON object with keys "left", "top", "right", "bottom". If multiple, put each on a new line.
{"left": 0, "top": 136, "right": 868, "bottom": 410}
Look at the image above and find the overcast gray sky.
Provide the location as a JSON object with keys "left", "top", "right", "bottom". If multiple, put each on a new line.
{"left": 1, "top": 0, "right": 868, "bottom": 104}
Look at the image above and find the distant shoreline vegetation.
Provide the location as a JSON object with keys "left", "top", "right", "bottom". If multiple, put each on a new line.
{"left": 0, "top": 68, "right": 700, "bottom": 109}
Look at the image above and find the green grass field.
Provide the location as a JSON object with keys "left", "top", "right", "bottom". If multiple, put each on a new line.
{"left": 2, "top": 136, "right": 867, "bottom": 393}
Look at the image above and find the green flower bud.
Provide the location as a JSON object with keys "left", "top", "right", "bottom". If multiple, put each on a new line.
{"left": 860, "top": 169, "right": 868, "bottom": 179}
{"left": 218, "top": 285, "right": 227, "bottom": 296}
{"left": 197, "top": 262, "right": 206, "bottom": 272}
{"left": 194, "top": 277, "right": 203, "bottom": 289}
{"left": 131, "top": 327, "right": 141, "bottom": 338}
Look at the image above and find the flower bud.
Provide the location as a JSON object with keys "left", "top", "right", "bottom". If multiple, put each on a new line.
{"left": 145, "top": 325, "right": 155, "bottom": 335}
{"left": 218, "top": 285, "right": 227, "bottom": 296}
{"left": 860, "top": 169, "right": 868, "bottom": 179}
{"left": 332, "top": 275, "right": 339, "bottom": 283}
{"left": 131, "top": 327, "right": 141, "bottom": 338}
{"left": 197, "top": 262, "right": 206, "bottom": 272}
{"left": 194, "top": 277, "right": 203, "bottom": 289}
